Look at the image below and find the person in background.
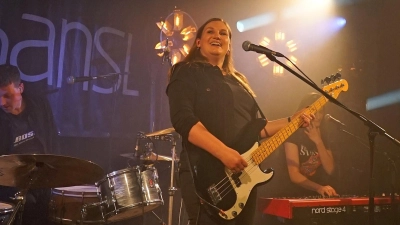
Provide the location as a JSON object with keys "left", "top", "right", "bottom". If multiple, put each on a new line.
{"left": 284, "top": 92, "right": 338, "bottom": 197}
{"left": 166, "top": 18, "right": 314, "bottom": 225}
{"left": 0, "top": 64, "right": 59, "bottom": 225}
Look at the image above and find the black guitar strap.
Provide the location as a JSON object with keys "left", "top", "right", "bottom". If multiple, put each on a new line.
{"left": 233, "top": 75, "right": 269, "bottom": 138}
{"left": 233, "top": 75, "right": 267, "bottom": 120}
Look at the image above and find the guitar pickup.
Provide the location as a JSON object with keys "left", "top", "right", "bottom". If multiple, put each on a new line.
{"left": 207, "top": 184, "right": 222, "bottom": 205}
{"left": 231, "top": 172, "right": 242, "bottom": 188}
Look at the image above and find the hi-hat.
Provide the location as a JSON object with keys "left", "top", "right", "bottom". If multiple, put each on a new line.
{"left": 0, "top": 154, "right": 104, "bottom": 189}
{"left": 120, "top": 152, "right": 174, "bottom": 162}
{"left": 145, "top": 128, "right": 176, "bottom": 137}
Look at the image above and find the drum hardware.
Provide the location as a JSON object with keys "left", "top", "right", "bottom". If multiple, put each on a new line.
{"left": 120, "top": 146, "right": 174, "bottom": 163}
{"left": 150, "top": 211, "right": 167, "bottom": 225}
{"left": 80, "top": 201, "right": 107, "bottom": 225}
{"left": 167, "top": 136, "right": 178, "bottom": 225}
{"left": 118, "top": 128, "right": 181, "bottom": 225}
{"left": 6, "top": 191, "right": 25, "bottom": 225}
{"left": 0, "top": 154, "right": 104, "bottom": 225}
{"left": 143, "top": 128, "right": 180, "bottom": 225}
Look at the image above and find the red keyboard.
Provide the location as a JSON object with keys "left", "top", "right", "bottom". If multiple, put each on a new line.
{"left": 258, "top": 196, "right": 400, "bottom": 219}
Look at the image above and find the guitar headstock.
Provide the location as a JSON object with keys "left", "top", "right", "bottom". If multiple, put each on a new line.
{"left": 322, "top": 73, "right": 348, "bottom": 99}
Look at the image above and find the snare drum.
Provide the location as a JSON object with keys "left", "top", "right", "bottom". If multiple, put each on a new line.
{"left": 96, "top": 166, "right": 163, "bottom": 222}
{"left": 0, "top": 202, "right": 14, "bottom": 225}
{"left": 49, "top": 185, "right": 104, "bottom": 224}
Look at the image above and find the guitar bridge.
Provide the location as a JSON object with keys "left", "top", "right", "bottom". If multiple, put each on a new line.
{"left": 207, "top": 184, "right": 221, "bottom": 205}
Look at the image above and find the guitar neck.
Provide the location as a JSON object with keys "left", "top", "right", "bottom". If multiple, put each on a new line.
{"left": 252, "top": 96, "right": 329, "bottom": 165}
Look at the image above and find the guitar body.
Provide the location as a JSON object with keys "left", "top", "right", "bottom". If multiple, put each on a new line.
{"left": 194, "top": 118, "right": 274, "bottom": 220}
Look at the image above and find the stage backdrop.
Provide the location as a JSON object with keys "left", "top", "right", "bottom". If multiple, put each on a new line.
{"left": 0, "top": 0, "right": 173, "bottom": 139}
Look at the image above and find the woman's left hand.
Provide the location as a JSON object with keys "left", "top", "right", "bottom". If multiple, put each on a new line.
{"left": 300, "top": 113, "right": 314, "bottom": 127}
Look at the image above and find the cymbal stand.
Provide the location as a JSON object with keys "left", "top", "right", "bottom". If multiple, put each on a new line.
{"left": 167, "top": 135, "right": 177, "bottom": 225}
{"left": 151, "top": 211, "right": 166, "bottom": 225}
{"left": 7, "top": 191, "right": 27, "bottom": 225}
{"left": 7, "top": 163, "right": 42, "bottom": 225}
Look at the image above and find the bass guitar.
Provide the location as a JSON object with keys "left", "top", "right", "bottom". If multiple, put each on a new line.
{"left": 194, "top": 78, "right": 349, "bottom": 220}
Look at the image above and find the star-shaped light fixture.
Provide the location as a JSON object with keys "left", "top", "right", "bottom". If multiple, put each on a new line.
{"left": 154, "top": 9, "right": 197, "bottom": 66}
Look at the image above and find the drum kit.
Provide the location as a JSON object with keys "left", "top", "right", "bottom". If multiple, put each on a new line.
{"left": 0, "top": 128, "right": 180, "bottom": 225}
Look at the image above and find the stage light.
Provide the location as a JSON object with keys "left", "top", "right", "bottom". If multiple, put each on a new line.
{"left": 366, "top": 89, "right": 400, "bottom": 111}
{"left": 236, "top": 13, "right": 276, "bottom": 32}
{"left": 257, "top": 32, "right": 299, "bottom": 76}
{"left": 154, "top": 9, "right": 197, "bottom": 66}
{"left": 275, "top": 32, "right": 285, "bottom": 41}
{"left": 156, "top": 20, "right": 173, "bottom": 36}
{"left": 286, "top": 40, "right": 297, "bottom": 52}
{"left": 273, "top": 65, "right": 284, "bottom": 75}
{"left": 282, "top": 0, "right": 333, "bottom": 20}
{"left": 336, "top": 17, "right": 347, "bottom": 27}
{"left": 179, "top": 44, "right": 190, "bottom": 57}
{"left": 258, "top": 55, "right": 270, "bottom": 67}
{"left": 174, "top": 10, "right": 183, "bottom": 31}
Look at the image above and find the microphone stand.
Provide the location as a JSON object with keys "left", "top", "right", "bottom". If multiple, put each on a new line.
{"left": 338, "top": 128, "right": 400, "bottom": 224}
{"left": 160, "top": 42, "right": 177, "bottom": 225}
{"left": 264, "top": 53, "right": 400, "bottom": 225}
{"left": 107, "top": 73, "right": 121, "bottom": 172}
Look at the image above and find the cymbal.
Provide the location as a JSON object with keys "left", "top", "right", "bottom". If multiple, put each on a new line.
{"left": 120, "top": 152, "right": 174, "bottom": 162}
{"left": 0, "top": 154, "right": 104, "bottom": 189}
{"left": 145, "top": 128, "right": 176, "bottom": 137}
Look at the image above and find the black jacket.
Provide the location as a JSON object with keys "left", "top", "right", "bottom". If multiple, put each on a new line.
{"left": 166, "top": 62, "right": 258, "bottom": 168}
{"left": 0, "top": 93, "right": 59, "bottom": 155}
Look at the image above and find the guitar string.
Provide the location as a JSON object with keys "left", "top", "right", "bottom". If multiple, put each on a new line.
{"left": 214, "top": 118, "right": 307, "bottom": 201}
{"left": 212, "top": 97, "right": 324, "bottom": 192}
{"left": 212, "top": 101, "right": 324, "bottom": 201}
{"left": 213, "top": 117, "right": 305, "bottom": 198}
{"left": 218, "top": 100, "right": 326, "bottom": 199}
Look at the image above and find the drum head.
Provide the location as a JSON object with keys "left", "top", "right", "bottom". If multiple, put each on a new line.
{"left": 52, "top": 185, "right": 98, "bottom": 197}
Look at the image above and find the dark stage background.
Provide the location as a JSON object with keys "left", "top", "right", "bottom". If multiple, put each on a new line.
{"left": 1, "top": 0, "right": 400, "bottom": 224}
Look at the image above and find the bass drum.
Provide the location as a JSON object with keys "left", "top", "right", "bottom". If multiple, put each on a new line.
{"left": 96, "top": 166, "right": 163, "bottom": 222}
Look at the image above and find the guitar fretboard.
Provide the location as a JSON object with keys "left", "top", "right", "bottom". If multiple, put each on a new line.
{"left": 251, "top": 96, "right": 328, "bottom": 165}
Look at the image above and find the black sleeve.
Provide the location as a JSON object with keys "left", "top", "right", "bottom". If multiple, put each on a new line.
{"left": 166, "top": 63, "right": 200, "bottom": 142}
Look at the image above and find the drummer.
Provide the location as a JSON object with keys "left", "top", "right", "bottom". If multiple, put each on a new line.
{"left": 0, "top": 64, "right": 59, "bottom": 225}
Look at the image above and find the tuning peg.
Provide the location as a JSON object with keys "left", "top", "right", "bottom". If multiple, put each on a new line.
{"left": 321, "top": 76, "right": 331, "bottom": 85}
{"left": 335, "top": 72, "right": 342, "bottom": 81}
{"left": 330, "top": 74, "right": 335, "bottom": 82}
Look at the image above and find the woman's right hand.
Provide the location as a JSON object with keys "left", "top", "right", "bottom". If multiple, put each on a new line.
{"left": 219, "top": 148, "right": 248, "bottom": 173}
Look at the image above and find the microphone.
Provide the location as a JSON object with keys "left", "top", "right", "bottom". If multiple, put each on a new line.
{"left": 66, "top": 73, "right": 126, "bottom": 84}
{"left": 242, "top": 40, "right": 284, "bottom": 57}
{"left": 325, "top": 114, "right": 346, "bottom": 126}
